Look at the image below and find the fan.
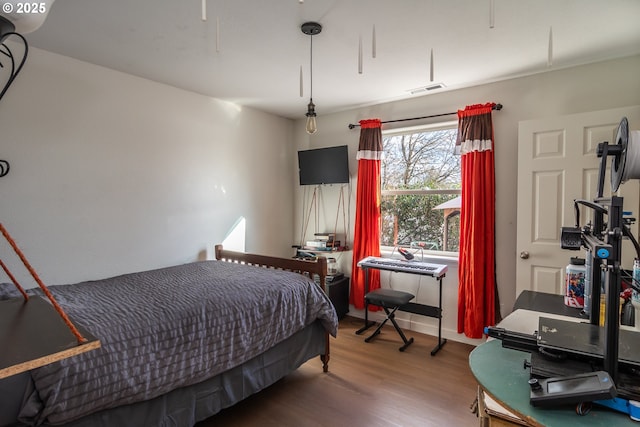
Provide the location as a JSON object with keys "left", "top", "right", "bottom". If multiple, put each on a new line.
{"left": 0, "top": 0, "right": 56, "bottom": 100}
{"left": 0, "top": 0, "right": 55, "bottom": 35}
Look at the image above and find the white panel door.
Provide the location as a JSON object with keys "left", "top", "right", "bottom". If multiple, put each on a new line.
{"left": 516, "top": 106, "right": 640, "bottom": 296}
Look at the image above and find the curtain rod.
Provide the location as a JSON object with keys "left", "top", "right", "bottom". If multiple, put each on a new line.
{"left": 347, "top": 103, "right": 503, "bottom": 129}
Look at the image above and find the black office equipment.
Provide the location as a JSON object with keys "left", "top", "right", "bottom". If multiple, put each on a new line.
{"left": 537, "top": 317, "right": 640, "bottom": 369}
{"left": 486, "top": 321, "right": 640, "bottom": 402}
{"left": 529, "top": 371, "right": 616, "bottom": 407}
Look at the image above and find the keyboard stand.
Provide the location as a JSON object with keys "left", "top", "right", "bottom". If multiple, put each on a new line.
{"left": 355, "top": 264, "right": 447, "bottom": 356}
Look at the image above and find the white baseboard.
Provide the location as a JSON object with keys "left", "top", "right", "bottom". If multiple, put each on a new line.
{"left": 347, "top": 309, "right": 485, "bottom": 347}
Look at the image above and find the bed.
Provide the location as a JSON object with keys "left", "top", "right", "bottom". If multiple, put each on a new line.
{"left": 0, "top": 245, "right": 338, "bottom": 426}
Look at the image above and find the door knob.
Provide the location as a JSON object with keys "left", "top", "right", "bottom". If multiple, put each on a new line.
{"left": 520, "top": 251, "right": 530, "bottom": 259}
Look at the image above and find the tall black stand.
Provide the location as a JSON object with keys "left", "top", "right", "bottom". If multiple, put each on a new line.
{"left": 600, "top": 196, "right": 624, "bottom": 382}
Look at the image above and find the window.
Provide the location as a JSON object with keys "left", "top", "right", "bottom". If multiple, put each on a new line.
{"left": 380, "top": 123, "right": 460, "bottom": 253}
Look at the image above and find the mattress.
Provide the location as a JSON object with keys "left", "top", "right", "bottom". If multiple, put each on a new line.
{"left": 0, "top": 260, "right": 338, "bottom": 425}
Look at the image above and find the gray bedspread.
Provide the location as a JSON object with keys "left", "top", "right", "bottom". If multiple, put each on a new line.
{"left": 14, "top": 260, "right": 338, "bottom": 425}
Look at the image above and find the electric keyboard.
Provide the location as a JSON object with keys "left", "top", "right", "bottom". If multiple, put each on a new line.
{"left": 357, "top": 256, "right": 448, "bottom": 278}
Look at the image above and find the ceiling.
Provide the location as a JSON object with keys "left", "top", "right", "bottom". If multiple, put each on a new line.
{"left": 14, "top": 0, "right": 640, "bottom": 119}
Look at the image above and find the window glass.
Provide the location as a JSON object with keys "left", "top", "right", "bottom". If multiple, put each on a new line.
{"left": 381, "top": 124, "right": 460, "bottom": 253}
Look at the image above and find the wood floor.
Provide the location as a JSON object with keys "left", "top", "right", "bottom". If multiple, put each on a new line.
{"left": 197, "top": 316, "right": 480, "bottom": 427}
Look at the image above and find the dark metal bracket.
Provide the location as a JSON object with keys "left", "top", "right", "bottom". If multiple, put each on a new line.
{"left": 0, "top": 15, "right": 29, "bottom": 178}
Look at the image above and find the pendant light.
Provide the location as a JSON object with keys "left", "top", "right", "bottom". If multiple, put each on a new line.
{"left": 301, "top": 22, "right": 321, "bottom": 135}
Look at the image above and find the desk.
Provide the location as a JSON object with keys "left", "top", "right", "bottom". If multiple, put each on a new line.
{"left": 470, "top": 339, "right": 636, "bottom": 426}
{"left": 356, "top": 257, "right": 447, "bottom": 355}
{"left": 471, "top": 306, "right": 638, "bottom": 426}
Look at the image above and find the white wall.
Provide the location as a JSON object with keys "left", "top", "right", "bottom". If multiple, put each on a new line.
{"left": 3, "top": 47, "right": 639, "bottom": 346}
{"left": 293, "top": 55, "right": 640, "bottom": 345}
{"left": 0, "top": 47, "right": 295, "bottom": 286}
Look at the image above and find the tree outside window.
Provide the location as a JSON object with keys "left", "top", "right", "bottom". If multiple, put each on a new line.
{"left": 380, "top": 125, "right": 460, "bottom": 252}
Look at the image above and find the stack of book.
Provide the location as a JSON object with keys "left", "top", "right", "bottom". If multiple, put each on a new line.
{"left": 304, "top": 233, "right": 340, "bottom": 251}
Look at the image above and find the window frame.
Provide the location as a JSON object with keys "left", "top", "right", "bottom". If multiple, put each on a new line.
{"left": 380, "top": 121, "right": 460, "bottom": 258}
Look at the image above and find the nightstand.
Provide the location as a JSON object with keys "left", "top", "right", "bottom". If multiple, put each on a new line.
{"left": 326, "top": 276, "right": 349, "bottom": 320}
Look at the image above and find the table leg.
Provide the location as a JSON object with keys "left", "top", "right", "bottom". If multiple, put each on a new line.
{"left": 430, "top": 276, "right": 447, "bottom": 355}
{"left": 355, "top": 267, "right": 376, "bottom": 335}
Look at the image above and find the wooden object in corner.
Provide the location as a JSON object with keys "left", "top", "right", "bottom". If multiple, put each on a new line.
{"left": 214, "top": 244, "right": 327, "bottom": 291}
{"left": 0, "top": 296, "right": 100, "bottom": 379}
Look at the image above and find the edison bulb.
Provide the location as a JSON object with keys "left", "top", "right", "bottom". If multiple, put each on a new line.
{"left": 306, "top": 116, "right": 317, "bottom": 134}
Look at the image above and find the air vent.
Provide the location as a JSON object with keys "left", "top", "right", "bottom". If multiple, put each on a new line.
{"left": 426, "top": 83, "right": 445, "bottom": 90}
{"left": 408, "top": 83, "right": 446, "bottom": 95}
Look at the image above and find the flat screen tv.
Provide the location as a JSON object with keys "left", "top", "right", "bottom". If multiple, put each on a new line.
{"left": 298, "top": 145, "right": 350, "bottom": 185}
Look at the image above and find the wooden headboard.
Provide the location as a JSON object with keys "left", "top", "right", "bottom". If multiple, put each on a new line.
{"left": 214, "top": 244, "right": 327, "bottom": 290}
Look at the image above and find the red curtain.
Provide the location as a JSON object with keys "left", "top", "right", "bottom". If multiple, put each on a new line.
{"left": 350, "top": 119, "right": 382, "bottom": 309}
{"left": 456, "top": 103, "right": 499, "bottom": 338}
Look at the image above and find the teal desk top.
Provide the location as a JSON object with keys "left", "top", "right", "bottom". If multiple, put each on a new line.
{"left": 469, "top": 339, "right": 637, "bottom": 426}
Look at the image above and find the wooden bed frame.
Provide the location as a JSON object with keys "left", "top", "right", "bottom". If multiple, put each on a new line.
{"left": 0, "top": 246, "right": 336, "bottom": 426}
{"left": 214, "top": 244, "right": 331, "bottom": 372}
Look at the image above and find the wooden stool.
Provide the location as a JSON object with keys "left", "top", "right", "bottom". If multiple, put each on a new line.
{"left": 362, "top": 288, "right": 415, "bottom": 351}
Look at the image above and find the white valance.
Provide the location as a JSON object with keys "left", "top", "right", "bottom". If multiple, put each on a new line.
{"left": 356, "top": 150, "right": 384, "bottom": 160}
{"left": 455, "top": 138, "right": 493, "bottom": 156}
